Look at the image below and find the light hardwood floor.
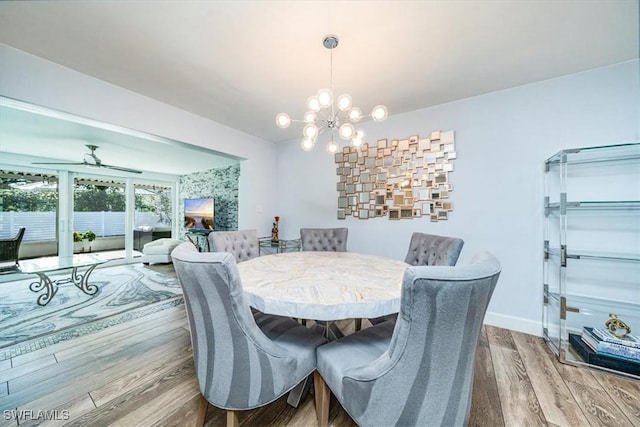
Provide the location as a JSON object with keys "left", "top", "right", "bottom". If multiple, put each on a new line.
{"left": 1, "top": 305, "right": 639, "bottom": 427}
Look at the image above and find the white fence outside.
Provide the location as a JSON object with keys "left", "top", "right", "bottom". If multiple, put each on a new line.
{"left": 0, "top": 211, "right": 164, "bottom": 241}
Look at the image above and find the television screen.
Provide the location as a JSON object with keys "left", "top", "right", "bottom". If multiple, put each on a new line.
{"left": 184, "top": 198, "right": 214, "bottom": 230}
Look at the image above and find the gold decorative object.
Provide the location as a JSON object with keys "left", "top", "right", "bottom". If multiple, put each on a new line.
{"left": 271, "top": 216, "right": 280, "bottom": 243}
{"left": 335, "top": 131, "right": 456, "bottom": 220}
{"left": 605, "top": 313, "right": 631, "bottom": 338}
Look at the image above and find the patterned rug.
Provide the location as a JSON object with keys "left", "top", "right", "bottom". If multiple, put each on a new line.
{"left": 0, "top": 263, "right": 182, "bottom": 352}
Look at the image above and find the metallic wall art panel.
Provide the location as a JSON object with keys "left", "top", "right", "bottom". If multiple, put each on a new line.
{"left": 335, "top": 131, "right": 456, "bottom": 221}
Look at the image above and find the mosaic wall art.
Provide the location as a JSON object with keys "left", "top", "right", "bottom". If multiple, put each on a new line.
{"left": 335, "top": 130, "right": 456, "bottom": 221}
{"left": 178, "top": 163, "right": 240, "bottom": 237}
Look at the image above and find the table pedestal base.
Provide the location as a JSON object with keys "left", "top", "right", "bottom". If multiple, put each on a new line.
{"left": 286, "top": 321, "right": 344, "bottom": 408}
{"left": 312, "top": 321, "right": 345, "bottom": 341}
{"left": 28, "top": 264, "right": 101, "bottom": 306}
{"left": 286, "top": 376, "right": 313, "bottom": 408}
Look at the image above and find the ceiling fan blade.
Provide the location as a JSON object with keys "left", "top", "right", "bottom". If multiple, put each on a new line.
{"left": 101, "top": 164, "right": 143, "bottom": 174}
{"left": 32, "top": 145, "right": 143, "bottom": 174}
{"left": 32, "top": 161, "right": 86, "bottom": 165}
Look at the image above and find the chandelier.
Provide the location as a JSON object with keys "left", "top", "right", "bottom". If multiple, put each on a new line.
{"left": 276, "top": 35, "right": 388, "bottom": 153}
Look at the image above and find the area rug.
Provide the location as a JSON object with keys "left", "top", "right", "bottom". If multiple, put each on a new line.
{"left": 0, "top": 263, "right": 182, "bottom": 350}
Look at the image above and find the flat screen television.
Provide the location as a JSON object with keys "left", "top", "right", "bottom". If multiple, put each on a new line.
{"left": 184, "top": 198, "right": 214, "bottom": 230}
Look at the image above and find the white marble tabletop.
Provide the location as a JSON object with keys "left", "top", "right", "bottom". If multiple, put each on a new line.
{"left": 237, "top": 251, "right": 409, "bottom": 321}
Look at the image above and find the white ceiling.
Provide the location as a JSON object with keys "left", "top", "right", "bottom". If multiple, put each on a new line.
{"left": 0, "top": 1, "right": 638, "bottom": 170}
{"left": 0, "top": 99, "right": 239, "bottom": 176}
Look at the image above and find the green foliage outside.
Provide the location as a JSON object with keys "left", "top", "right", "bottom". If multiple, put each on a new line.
{"left": 0, "top": 188, "right": 58, "bottom": 212}
{"left": 1, "top": 184, "right": 169, "bottom": 219}
{"left": 73, "top": 185, "right": 126, "bottom": 212}
{"left": 73, "top": 230, "right": 96, "bottom": 242}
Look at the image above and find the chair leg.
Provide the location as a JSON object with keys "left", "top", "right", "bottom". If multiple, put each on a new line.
{"left": 196, "top": 394, "right": 208, "bottom": 427}
{"left": 286, "top": 375, "right": 312, "bottom": 407}
{"left": 313, "top": 371, "right": 330, "bottom": 427}
{"left": 226, "top": 410, "right": 239, "bottom": 427}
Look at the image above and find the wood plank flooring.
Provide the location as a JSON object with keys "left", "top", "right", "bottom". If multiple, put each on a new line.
{"left": 1, "top": 305, "right": 639, "bottom": 427}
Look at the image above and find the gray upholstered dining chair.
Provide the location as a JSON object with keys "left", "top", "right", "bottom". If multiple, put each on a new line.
{"left": 208, "top": 229, "right": 259, "bottom": 263}
{"left": 299, "top": 227, "right": 350, "bottom": 332}
{"left": 404, "top": 231, "right": 464, "bottom": 266}
{"left": 171, "top": 242, "right": 327, "bottom": 427}
{"left": 300, "top": 227, "right": 348, "bottom": 252}
{"left": 369, "top": 232, "right": 465, "bottom": 325}
{"left": 314, "top": 251, "right": 501, "bottom": 427}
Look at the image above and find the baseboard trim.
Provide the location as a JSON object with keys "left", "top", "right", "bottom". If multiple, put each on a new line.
{"left": 484, "top": 311, "right": 543, "bottom": 337}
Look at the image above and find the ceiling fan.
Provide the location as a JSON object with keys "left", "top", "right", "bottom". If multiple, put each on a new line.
{"left": 32, "top": 144, "right": 143, "bottom": 174}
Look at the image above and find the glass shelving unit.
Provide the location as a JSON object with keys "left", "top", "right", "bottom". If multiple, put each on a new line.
{"left": 543, "top": 142, "right": 640, "bottom": 379}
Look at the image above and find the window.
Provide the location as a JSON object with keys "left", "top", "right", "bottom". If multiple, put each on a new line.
{"left": 0, "top": 170, "right": 59, "bottom": 258}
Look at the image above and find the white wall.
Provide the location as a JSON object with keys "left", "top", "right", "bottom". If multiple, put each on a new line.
{"left": 2, "top": 43, "right": 637, "bottom": 335}
{"left": 0, "top": 45, "right": 278, "bottom": 236}
{"left": 277, "top": 60, "right": 640, "bottom": 336}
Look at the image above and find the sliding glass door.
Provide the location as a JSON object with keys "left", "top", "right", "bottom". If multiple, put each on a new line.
{"left": 71, "top": 176, "right": 175, "bottom": 262}
{"left": 133, "top": 183, "right": 173, "bottom": 253}
{"left": 0, "top": 170, "right": 59, "bottom": 259}
{"left": 0, "top": 167, "right": 176, "bottom": 263}
{"left": 73, "top": 177, "right": 126, "bottom": 257}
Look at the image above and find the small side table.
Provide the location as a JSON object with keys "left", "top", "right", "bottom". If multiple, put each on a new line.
{"left": 258, "top": 237, "right": 301, "bottom": 256}
{"left": 185, "top": 230, "right": 211, "bottom": 252}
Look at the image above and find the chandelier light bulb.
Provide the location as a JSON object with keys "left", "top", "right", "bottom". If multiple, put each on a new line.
{"left": 348, "top": 107, "right": 362, "bottom": 122}
{"left": 303, "top": 123, "right": 319, "bottom": 140}
{"left": 306, "top": 96, "right": 321, "bottom": 112}
{"left": 303, "top": 111, "right": 317, "bottom": 124}
{"left": 354, "top": 128, "right": 366, "bottom": 141}
{"left": 338, "top": 123, "right": 355, "bottom": 140}
{"left": 317, "top": 88, "right": 333, "bottom": 108}
{"left": 301, "top": 138, "right": 315, "bottom": 151}
{"left": 351, "top": 129, "right": 365, "bottom": 147}
{"left": 275, "top": 113, "right": 291, "bottom": 128}
{"left": 337, "top": 94, "right": 352, "bottom": 111}
{"left": 371, "top": 105, "right": 388, "bottom": 122}
{"left": 326, "top": 139, "right": 339, "bottom": 153}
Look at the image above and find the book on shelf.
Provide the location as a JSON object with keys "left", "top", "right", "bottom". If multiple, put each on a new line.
{"left": 591, "top": 327, "right": 640, "bottom": 349}
{"left": 581, "top": 327, "right": 640, "bottom": 362}
{"left": 569, "top": 333, "right": 640, "bottom": 377}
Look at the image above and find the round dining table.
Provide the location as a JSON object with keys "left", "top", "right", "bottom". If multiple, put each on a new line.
{"left": 237, "top": 251, "right": 409, "bottom": 322}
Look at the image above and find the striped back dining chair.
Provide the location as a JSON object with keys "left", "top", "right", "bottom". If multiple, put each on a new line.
{"left": 314, "top": 251, "right": 501, "bottom": 427}
{"left": 369, "top": 231, "right": 465, "bottom": 326}
{"left": 171, "top": 242, "right": 326, "bottom": 427}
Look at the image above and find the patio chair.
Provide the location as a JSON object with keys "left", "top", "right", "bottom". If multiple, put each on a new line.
{"left": 0, "top": 227, "right": 26, "bottom": 273}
